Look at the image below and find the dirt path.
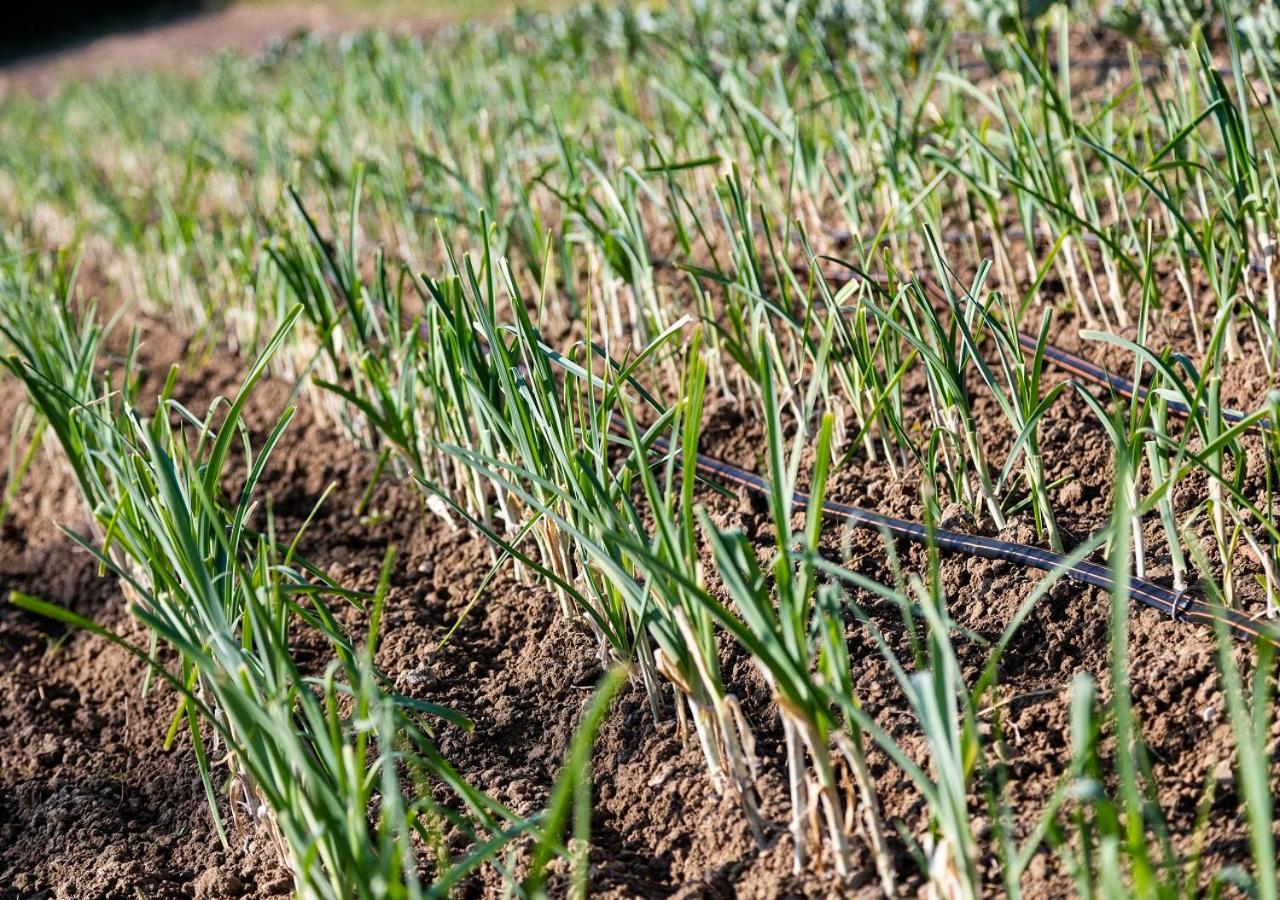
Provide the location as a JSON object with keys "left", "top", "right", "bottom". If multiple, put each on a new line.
{"left": 0, "top": 3, "right": 443, "bottom": 96}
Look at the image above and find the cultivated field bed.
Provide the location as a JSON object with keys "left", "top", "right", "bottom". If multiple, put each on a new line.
{"left": 4, "top": 2, "right": 1280, "bottom": 898}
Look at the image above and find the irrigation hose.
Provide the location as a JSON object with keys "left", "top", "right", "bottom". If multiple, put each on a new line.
{"left": 638, "top": 429, "right": 1279, "bottom": 646}
{"left": 1023, "top": 330, "right": 1260, "bottom": 427}
{"left": 806, "top": 261, "right": 1261, "bottom": 426}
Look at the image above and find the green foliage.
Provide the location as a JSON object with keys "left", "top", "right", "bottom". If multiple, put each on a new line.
{"left": 4, "top": 0, "right": 1280, "bottom": 895}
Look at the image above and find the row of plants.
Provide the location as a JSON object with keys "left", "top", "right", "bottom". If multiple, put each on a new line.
{"left": 3, "top": 0, "right": 1280, "bottom": 894}
{"left": 0, "top": 259, "right": 630, "bottom": 897}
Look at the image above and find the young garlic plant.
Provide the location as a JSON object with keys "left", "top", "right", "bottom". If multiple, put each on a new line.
{"left": 1083, "top": 300, "right": 1280, "bottom": 614}
{"left": 785, "top": 231, "right": 919, "bottom": 477}
{"left": 0, "top": 288, "right": 529, "bottom": 896}
{"left": 866, "top": 260, "right": 1008, "bottom": 531}
{"left": 430, "top": 321, "right": 769, "bottom": 842}
{"left": 266, "top": 179, "right": 429, "bottom": 476}
{"left": 925, "top": 237, "right": 1066, "bottom": 550}
{"left": 686, "top": 328, "right": 892, "bottom": 885}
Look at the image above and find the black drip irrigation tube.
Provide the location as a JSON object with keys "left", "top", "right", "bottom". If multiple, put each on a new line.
{"left": 636, "top": 428, "right": 1277, "bottom": 646}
